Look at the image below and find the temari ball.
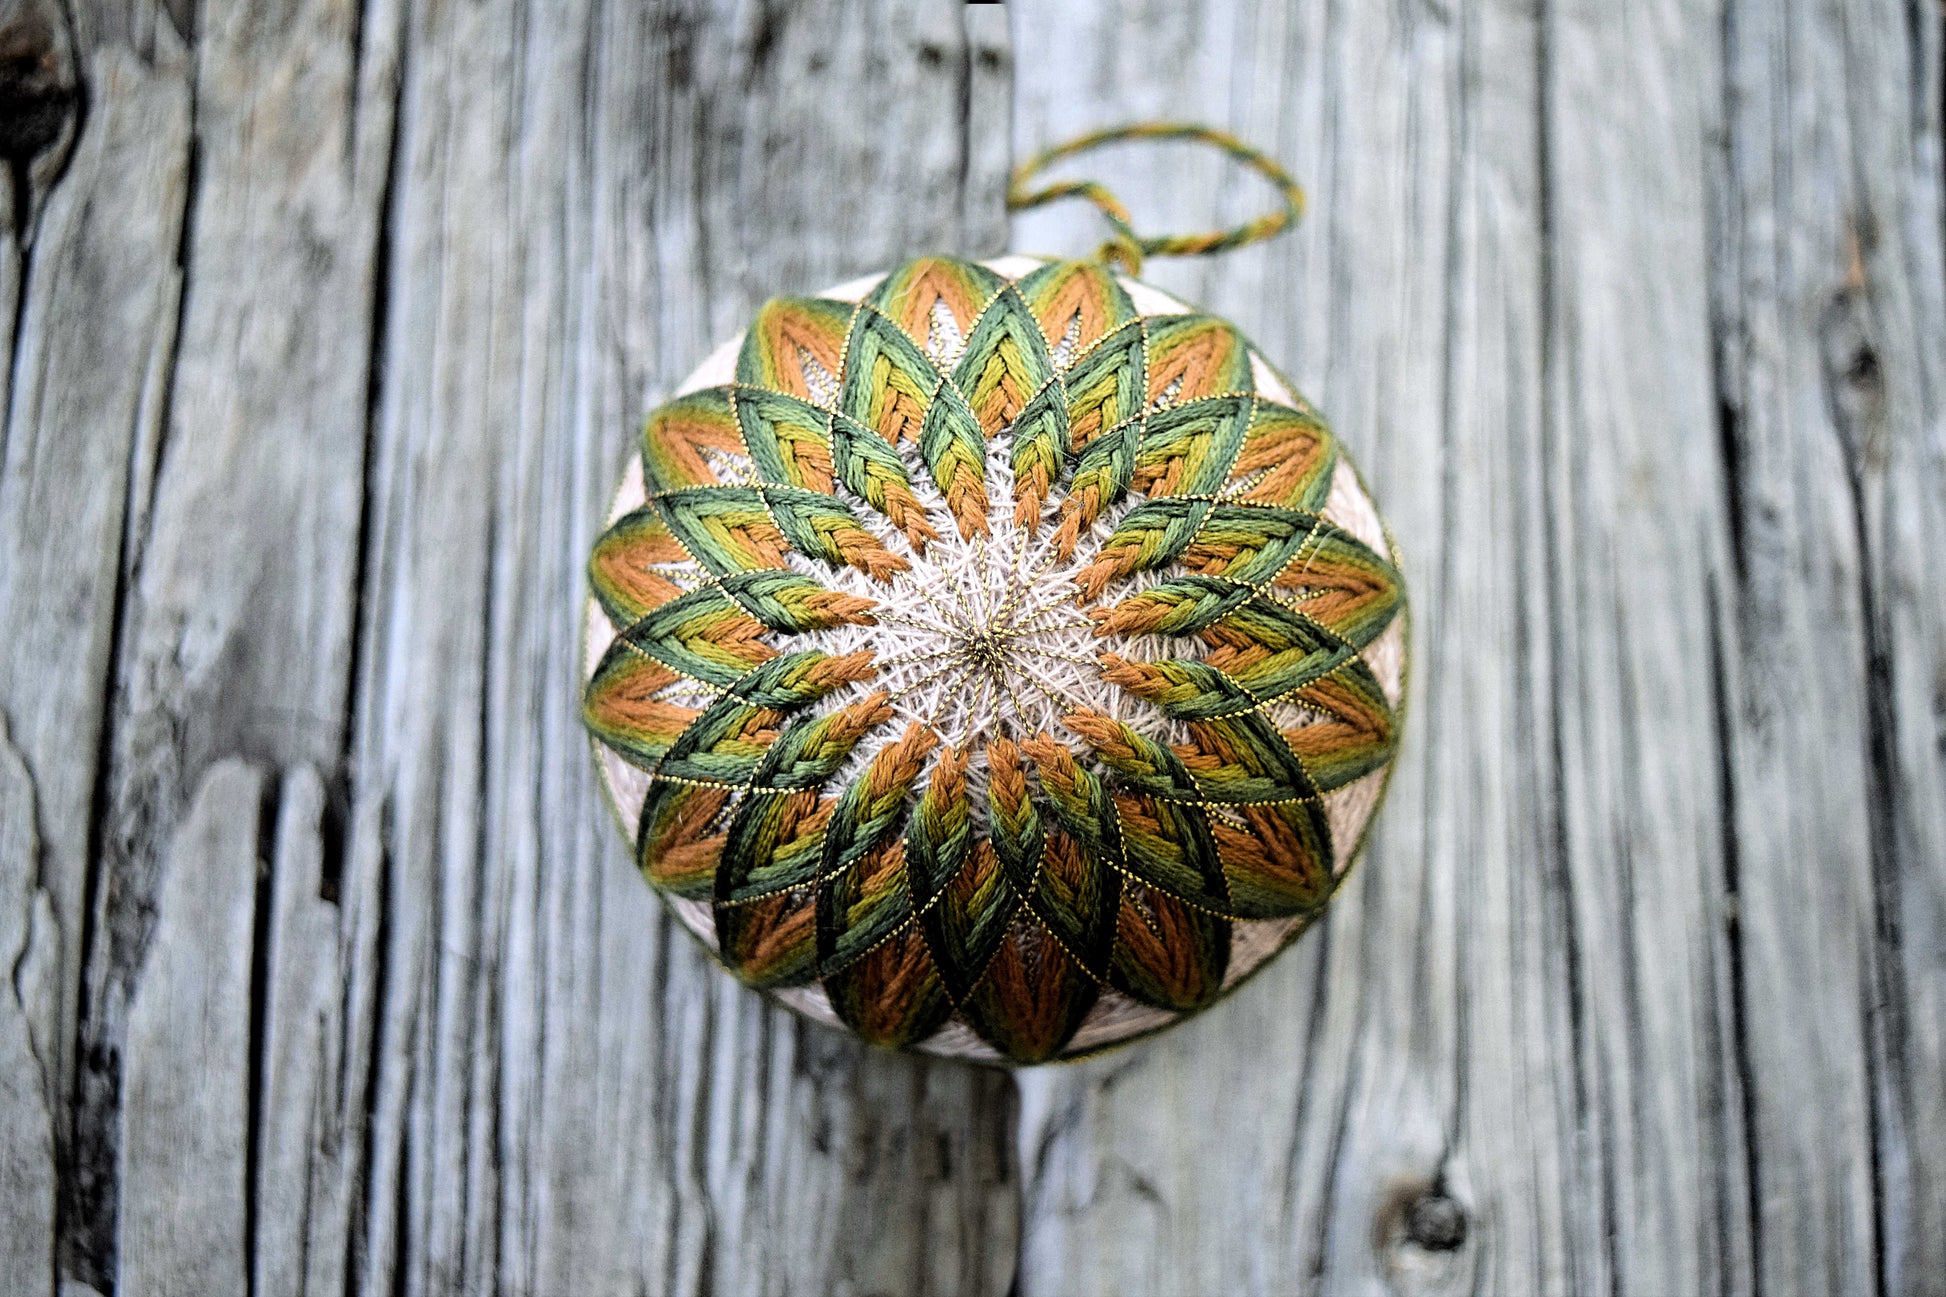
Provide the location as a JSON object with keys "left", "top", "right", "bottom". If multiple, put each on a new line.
{"left": 583, "top": 254, "right": 1407, "bottom": 1065}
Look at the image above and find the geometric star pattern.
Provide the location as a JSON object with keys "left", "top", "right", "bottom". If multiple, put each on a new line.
{"left": 584, "top": 255, "right": 1406, "bottom": 1064}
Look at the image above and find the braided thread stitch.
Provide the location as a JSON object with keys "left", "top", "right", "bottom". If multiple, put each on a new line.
{"left": 585, "top": 255, "right": 1406, "bottom": 1064}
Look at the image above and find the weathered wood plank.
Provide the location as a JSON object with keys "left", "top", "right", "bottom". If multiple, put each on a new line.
{"left": 1536, "top": 2, "right": 1741, "bottom": 1291}
{"left": 253, "top": 764, "right": 347, "bottom": 1297}
{"left": 0, "top": 720, "right": 56, "bottom": 1297}
{"left": 1006, "top": 1, "right": 1944, "bottom": 1296}
{"left": 323, "top": 2, "right": 1016, "bottom": 1291}
{"left": 1713, "top": 0, "right": 1946, "bottom": 1290}
{"left": 1008, "top": 2, "right": 1531, "bottom": 1290}
{"left": 0, "top": 16, "right": 187, "bottom": 1281}
{"left": 1861, "top": 2, "right": 1946, "bottom": 1280}
{"left": 118, "top": 759, "right": 262, "bottom": 1297}
{"left": 53, "top": 0, "right": 401, "bottom": 1281}
{"left": 0, "top": 0, "right": 1020, "bottom": 1292}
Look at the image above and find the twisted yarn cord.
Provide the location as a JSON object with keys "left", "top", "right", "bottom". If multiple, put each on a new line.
{"left": 1007, "top": 122, "right": 1308, "bottom": 276}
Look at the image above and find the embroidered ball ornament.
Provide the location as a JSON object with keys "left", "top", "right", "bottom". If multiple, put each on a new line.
{"left": 584, "top": 252, "right": 1405, "bottom": 1064}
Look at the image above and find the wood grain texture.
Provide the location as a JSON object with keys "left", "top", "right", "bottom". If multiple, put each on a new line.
{"left": 0, "top": 720, "right": 58, "bottom": 1297}
{"left": 5, "top": 2, "right": 1019, "bottom": 1294}
{"left": 1005, "top": 0, "right": 1945, "bottom": 1295}
{"left": 0, "top": 0, "right": 1937, "bottom": 1294}
{"left": 119, "top": 759, "right": 261, "bottom": 1297}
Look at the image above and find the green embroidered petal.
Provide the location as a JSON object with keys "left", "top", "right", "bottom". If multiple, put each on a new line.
{"left": 718, "top": 788, "right": 831, "bottom": 905}
{"left": 921, "top": 838, "right": 1015, "bottom": 1005}
{"left": 1111, "top": 881, "right": 1230, "bottom": 1012}
{"left": 650, "top": 665, "right": 874, "bottom": 788}
{"left": 905, "top": 746, "right": 973, "bottom": 911}
{"left": 1091, "top": 574, "right": 1257, "bottom": 638}
{"left": 954, "top": 285, "right": 1057, "bottom": 437}
{"left": 822, "top": 923, "right": 955, "bottom": 1049}
{"left": 1182, "top": 504, "right": 1320, "bottom": 586}
{"left": 1276, "top": 523, "right": 1405, "bottom": 650}
{"left": 865, "top": 256, "right": 1004, "bottom": 351}
{"left": 1133, "top": 394, "right": 1256, "bottom": 496}
{"left": 916, "top": 383, "right": 992, "bottom": 537}
{"left": 1063, "top": 319, "right": 1146, "bottom": 451}
{"left": 731, "top": 387, "right": 839, "bottom": 492}
{"left": 1177, "top": 709, "right": 1321, "bottom": 807}
{"left": 828, "top": 410, "right": 937, "bottom": 547}
{"left": 817, "top": 728, "right": 931, "bottom": 976}
{"left": 620, "top": 586, "right": 778, "bottom": 688}
{"left": 588, "top": 507, "right": 690, "bottom": 626}
{"left": 1143, "top": 314, "right": 1253, "bottom": 405}
{"left": 1214, "top": 797, "right": 1336, "bottom": 918}
{"left": 654, "top": 697, "right": 791, "bottom": 788}
{"left": 819, "top": 725, "right": 933, "bottom": 882}
{"left": 816, "top": 843, "right": 915, "bottom": 976}
{"left": 714, "top": 568, "right": 877, "bottom": 634}
{"left": 643, "top": 388, "right": 743, "bottom": 492}
{"left": 1231, "top": 401, "right": 1338, "bottom": 512}
{"left": 1282, "top": 658, "right": 1400, "bottom": 794}
{"left": 1102, "top": 634, "right": 1357, "bottom": 720}
{"left": 1052, "top": 415, "right": 1142, "bottom": 556}
{"left": 1007, "top": 378, "right": 1070, "bottom": 528}
{"left": 1012, "top": 259, "right": 1138, "bottom": 359}
{"left": 652, "top": 486, "right": 796, "bottom": 576}
{"left": 962, "top": 914, "right": 1099, "bottom": 1064}
{"left": 736, "top": 296, "right": 856, "bottom": 402}
{"left": 1060, "top": 713, "right": 1231, "bottom": 916}
{"left": 1076, "top": 497, "right": 1215, "bottom": 598}
{"left": 1203, "top": 594, "right": 1360, "bottom": 681}
{"left": 715, "top": 883, "right": 823, "bottom": 987}
{"left": 583, "top": 643, "right": 693, "bottom": 770}
{"left": 1018, "top": 738, "right": 1123, "bottom": 979}
{"left": 841, "top": 308, "right": 940, "bottom": 447}
{"left": 750, "top": 693, "right": 894, "bottom": 792}
{"left": 762, "top": 485, "right": 911, "bottom": 581}
{"left": 635, "top": 780, "right": 733, "bottom": 901}
{"left": 984, "top": 739, "right": 1045, "bottom": 901}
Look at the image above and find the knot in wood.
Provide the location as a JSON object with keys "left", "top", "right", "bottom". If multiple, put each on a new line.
{"left": 0, "top": 8, "right": 73, "bottom": 161}
{"left": 1404, "top": 1192, "right": 1468, "bottom": 1252}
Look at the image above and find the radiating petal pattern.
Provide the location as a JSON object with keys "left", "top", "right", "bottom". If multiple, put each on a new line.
{"left": 585, "top": 256, "right": 1407, "bottom": 1064}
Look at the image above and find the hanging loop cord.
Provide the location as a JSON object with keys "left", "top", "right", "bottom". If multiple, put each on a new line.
{"left": 1005, "top": 123, "right": 1307, "bottom": 277}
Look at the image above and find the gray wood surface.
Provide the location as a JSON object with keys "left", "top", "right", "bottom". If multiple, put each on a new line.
{"left": 0, "top": 0, "right": 1938, "bottom": 1293}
